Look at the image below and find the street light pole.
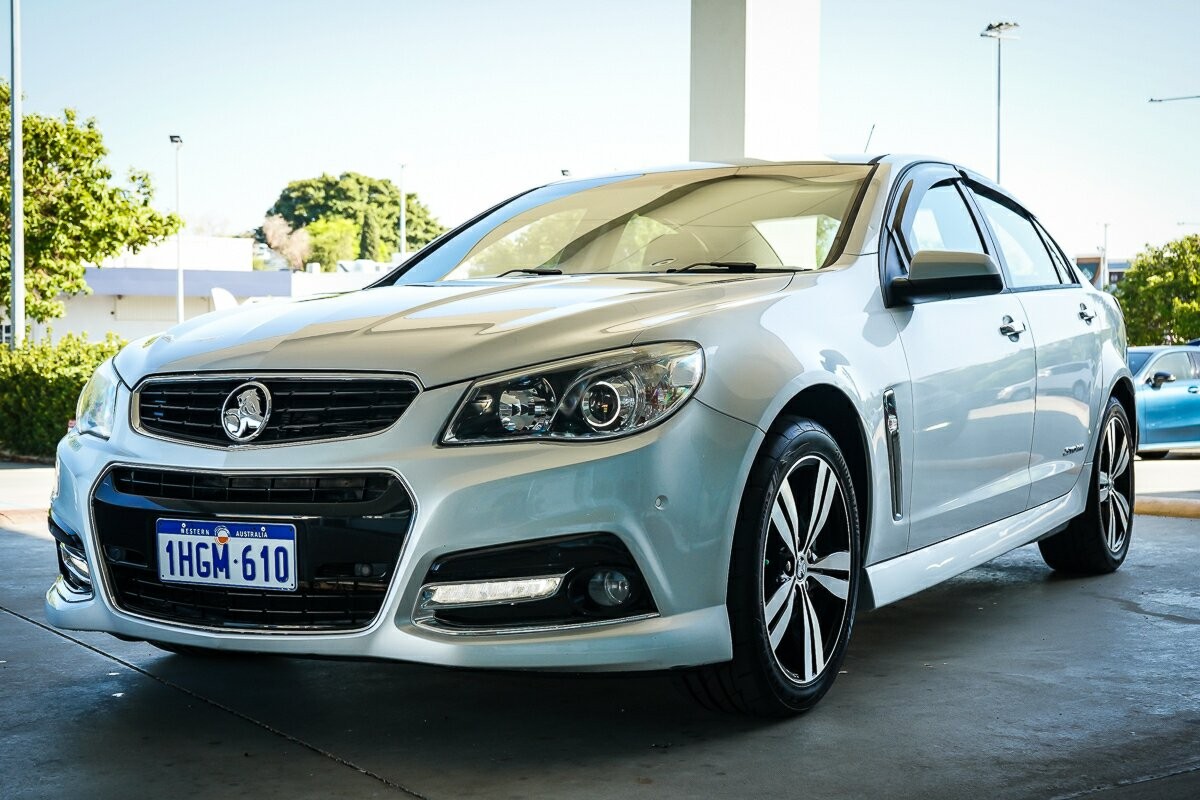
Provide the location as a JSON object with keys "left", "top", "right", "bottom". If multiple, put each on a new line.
{"left": 981, "top": 21, "right": 1019, "bottom": 184}
{"left": 9, "top": 0, "right": 24, "bottom": 349}
{"left": 170, "top": 134, "right": 183, "bottom": 323}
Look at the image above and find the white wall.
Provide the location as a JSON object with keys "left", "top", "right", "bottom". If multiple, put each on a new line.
{"left": 291, "top": 270, "right": 379, "bottom": 295}
{"left": 102, "top": 234, "right": 254, "bottom": 272}
{"left": 32, "top": 270, "right": 382, "bottom": 344}
{"left": 32, "top": 294, "right": 217, "bottom": 343}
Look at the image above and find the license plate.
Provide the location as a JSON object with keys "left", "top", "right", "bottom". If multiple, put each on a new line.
{"left": 156, "top": 518, "right": 297, "bottom": 591}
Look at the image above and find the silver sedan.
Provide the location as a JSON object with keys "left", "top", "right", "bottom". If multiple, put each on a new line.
{"left": 48, "top": 156, "right": 1134, "bottom": 716}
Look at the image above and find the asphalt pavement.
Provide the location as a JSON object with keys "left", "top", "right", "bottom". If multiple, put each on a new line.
{"left": 2, "top": 510, "right": 1198, "bottom": 799}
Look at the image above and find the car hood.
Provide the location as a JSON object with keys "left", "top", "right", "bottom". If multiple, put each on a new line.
{"left": 113, "top": 273, "right": 793, "bottom": 387}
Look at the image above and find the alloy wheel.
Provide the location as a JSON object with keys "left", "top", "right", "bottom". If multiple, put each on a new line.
{"left": 1098, "top": 413, "right": 1133, "bottom": 554}
{"left": 761, "top": 454, "right": 853, "bottom": 685}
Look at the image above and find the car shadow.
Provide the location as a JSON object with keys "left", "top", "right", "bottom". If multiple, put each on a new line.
{"left": 114, "top": 545, "right": 1088, "bottom": 788}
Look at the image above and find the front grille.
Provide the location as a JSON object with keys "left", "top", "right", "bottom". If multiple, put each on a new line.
{"left": 109, "top": 575, "right": 389, "bottom": 630}
{"left": 135, "top": 375, "right": 420, "bottom": 447}
{"left": 93, "top": 469, "right": 413, "bottom": 631}
{"left": 112, "top": 467, "right": 394, "bottom": 505}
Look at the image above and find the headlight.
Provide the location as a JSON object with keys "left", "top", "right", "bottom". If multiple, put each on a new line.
{"left": 75, "top": 359, "right": 120, "bottom": 439}
{"left": 443, "top": 342, "right": 704, "bottom": 444}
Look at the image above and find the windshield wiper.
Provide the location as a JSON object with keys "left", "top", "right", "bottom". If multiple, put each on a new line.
{"left": 494, "top": 268, "right": 564, "bottom": 277}
{"left": 671, "top": 261, "right": 758, "bottom": 273}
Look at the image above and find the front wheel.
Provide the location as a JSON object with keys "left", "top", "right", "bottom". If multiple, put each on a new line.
{"left": 1138, "top": 450, "right": 1169, "bottom": 460}
{"left": 1038, "top": 396, "right": 1134, "bottom": 574}
{"left": 681, "top": 417, "right": 861, "bottom": 716}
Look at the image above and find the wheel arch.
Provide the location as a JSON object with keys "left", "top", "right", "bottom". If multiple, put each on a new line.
{"left": 1110, "top": 375, "right": 1137, "bottom": 450}
{"left": 774, "top": 383, "right": 873, "bottom": 560}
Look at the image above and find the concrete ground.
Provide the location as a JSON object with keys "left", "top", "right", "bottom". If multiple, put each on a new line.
{"left": 0, "top": 462, "right": 55, "bottom": 515}
{"left": 2, "top": 511, "right": 1198, "bottom": 799}
{"left": 1135, "top": 451, "right": 1200, "bottom": 502}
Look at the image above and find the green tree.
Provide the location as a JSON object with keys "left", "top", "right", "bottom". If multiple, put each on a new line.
{"left": 0, "top": 82, "right": 181, "bottom": 323}
{"left": 264, "top": 171, "right": 445, "bottom": 255}
{"left": 358, "top": 208, "right": 384, "bottom": 261}
{"left": 402, "top": 191, "right": 445, "bottom": 252}
{"left": 1114, "top": 234, "right": 1200, "bottom": 345}
{"left": 307, "top": 217, "right": 359, "bottom": 271}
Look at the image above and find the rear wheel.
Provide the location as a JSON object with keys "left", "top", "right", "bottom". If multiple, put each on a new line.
{"left": 681, "top": 417, "right": 861, "bottom": 716}
{"left": 1138, "top": 450, "right": 1169, "bottom": 460}
{"left": 1038, "top": 397, "right": 1134, "bottom": 574}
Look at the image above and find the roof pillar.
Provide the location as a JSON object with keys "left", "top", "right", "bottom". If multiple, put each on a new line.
{"left": 689, "top": 0, "right": 821, "bottom": 162}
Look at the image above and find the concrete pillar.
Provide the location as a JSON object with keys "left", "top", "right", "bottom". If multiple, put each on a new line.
{"left": 689, "top": 0, "right": 821, "bottom": 162}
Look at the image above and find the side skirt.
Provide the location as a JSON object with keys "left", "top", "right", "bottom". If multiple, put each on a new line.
{"left": 862, "top": 489, "right": 1085, "bottom": 611}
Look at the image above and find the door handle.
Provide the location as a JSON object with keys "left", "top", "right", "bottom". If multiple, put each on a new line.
{"left": 1189, "top": 386, "right": 1199, "bottom": 394}
{"left": 999, "top": 316, "right": 1026, "bottom": 339}
{"left": 1078, "top": 304, "right": 1097, "bottom": 323}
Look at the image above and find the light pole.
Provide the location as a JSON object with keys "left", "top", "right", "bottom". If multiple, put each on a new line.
{"left": 169, "top": 134, "right": 183, "bottom": 323}
{"left": 397, "top": 163, "right": 407, "bottom": 261}
{"left": 9, "top": 0, "right": 23, "bottom": 349}
{"left": 981, "top": 21, "right": 1019, "bottom": 184}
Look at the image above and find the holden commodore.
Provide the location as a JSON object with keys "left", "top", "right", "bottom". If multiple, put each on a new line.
{"left": 48, "top": 156, "right": 1135, "bottom": 716}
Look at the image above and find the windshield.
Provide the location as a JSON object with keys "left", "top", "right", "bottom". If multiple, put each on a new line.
{"left": 391, "top": 165, "right": 872, "bottom": 283}
{"left": 1128, "top": 351, "right": 1151, "bottom": 375}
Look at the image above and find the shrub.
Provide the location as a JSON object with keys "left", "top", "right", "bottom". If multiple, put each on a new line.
{"left": 0, "top": 333, "right": 124, "bottom": 457}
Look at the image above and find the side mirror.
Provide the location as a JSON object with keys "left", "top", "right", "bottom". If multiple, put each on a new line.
{"left": 1149, "top": 371, "right": 1176, "bottom": 389}
{"left": 889, "top": 250, "right": 1004, "bottom": 305}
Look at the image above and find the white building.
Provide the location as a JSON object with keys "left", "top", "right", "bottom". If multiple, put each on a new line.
{"left": 27, "top": 234, "right": 393, "bottom": 343}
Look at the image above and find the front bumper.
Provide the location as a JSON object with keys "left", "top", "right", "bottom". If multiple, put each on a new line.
{"left": 46, "top": 382, "right": 760, "bottom": 671}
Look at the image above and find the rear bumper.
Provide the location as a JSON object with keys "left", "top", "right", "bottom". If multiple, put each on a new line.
{"left": 45, "top": 383, "right": 759, "bottom": 671}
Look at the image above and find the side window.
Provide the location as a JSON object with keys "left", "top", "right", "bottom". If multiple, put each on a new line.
{"left": 1034, "top": 221, "right": 1079, "bottom": 285}
{"left": 974, "top": 194, "right": 1062, "bottom": 289}
{"left": 1151, "top": 352, "right": 1195, "bottom": 381}
{"left": 905, "top": 183, "right": 985, "bottom": 256}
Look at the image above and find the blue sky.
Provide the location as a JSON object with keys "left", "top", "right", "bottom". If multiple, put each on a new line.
{"left": 1, "top": 0, "right": 1197, "bottom": 258}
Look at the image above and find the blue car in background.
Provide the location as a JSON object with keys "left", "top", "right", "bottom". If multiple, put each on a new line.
{"left": 1129, "top": 345, "right": 1200, "bottom": 459}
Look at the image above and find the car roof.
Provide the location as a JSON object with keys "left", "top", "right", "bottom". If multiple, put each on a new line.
{"left": 546, "top": 157, "right": 883, "bottom": 187}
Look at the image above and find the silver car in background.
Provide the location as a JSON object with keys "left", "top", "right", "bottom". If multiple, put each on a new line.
{"left": 49, "top": 156, "right": 1133, "bottom": 716}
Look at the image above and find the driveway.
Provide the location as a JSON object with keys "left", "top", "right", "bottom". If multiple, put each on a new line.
{"left": 2, "top": 513, "right": 1198, "bottom": 799}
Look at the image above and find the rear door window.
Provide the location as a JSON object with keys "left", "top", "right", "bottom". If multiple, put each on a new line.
{"left": 974, "top": 193, "right": 1063, "bottom": 289}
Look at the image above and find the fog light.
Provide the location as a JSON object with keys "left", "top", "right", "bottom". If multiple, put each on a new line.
{"left": 421, "top": 575, "right": 564, "bottom": 608}
{"left": 58, "top": 542, "right": 92, "bottom": 589}
{"left": 587, "top": 570, "right": 632, "bottom": 607}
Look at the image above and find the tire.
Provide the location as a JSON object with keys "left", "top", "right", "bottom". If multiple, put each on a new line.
{"left": 1038, "top": 396, "right": 1134, "bottom": 574}
{"left": 1138, "top": 450, "right": 1169, "bottom": 460}
{"left": 681, "top": 417, "right": 862, "bottom": 716}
